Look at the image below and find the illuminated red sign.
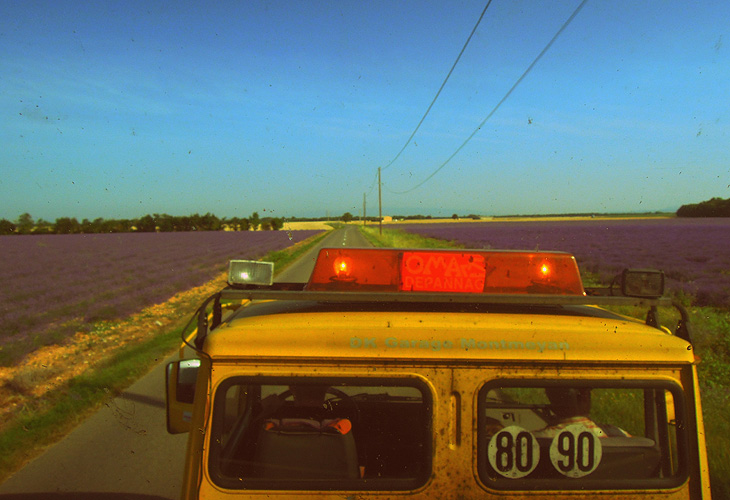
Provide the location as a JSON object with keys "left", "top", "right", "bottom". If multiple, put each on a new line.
{"left": 400, "top": 251, "right": 486, "bottom": 293}
{"left": 307, "top": 248, "right": 584, "bottom": 295}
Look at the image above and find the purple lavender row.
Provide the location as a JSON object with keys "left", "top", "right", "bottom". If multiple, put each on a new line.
{"left": 391, "top": 218, "right": 730, "bottom": 308}
{"left": 0, "top": 230, "right": 323, "bottom": 350}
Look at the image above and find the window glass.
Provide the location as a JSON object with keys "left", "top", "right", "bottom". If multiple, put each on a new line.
{"left": 478, "top": 380, "right": 687, "bottom": 490}
{"left": 209, "top": 377, "right": 431, "bottom": 490}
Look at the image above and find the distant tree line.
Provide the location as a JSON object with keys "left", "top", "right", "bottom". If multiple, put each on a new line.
{"left": 391, "top": 214, "right": 434, "bottom": 221}
{"left": 387, "top": 214, "right": 482, "bottom": 221}
{"left": 676, "top": 197, "right": 730, "bottom": 217}
{"left": 451, "top": 214, "right": 482, "bottom": 220}
{"left": 0, "top": 212, "right": 284, "bottom": 235}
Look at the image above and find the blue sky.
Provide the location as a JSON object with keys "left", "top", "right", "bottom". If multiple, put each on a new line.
{"left": 2, "top": 0, "right": 728, "bottom": 221}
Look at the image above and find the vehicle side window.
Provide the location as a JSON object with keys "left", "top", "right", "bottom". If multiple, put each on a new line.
{"left": 209, "top": 377, "right": 432, "bottom": 491}
{"left": 477, "top": 380, "right": 688, "bottom": 491}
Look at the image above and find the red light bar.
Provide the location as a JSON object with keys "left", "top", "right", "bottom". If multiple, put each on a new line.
{"left": 307, "top": 248, "right": 585, "bottom": 295}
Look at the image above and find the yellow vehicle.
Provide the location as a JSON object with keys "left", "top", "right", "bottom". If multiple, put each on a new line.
{"left": 166, "top": 247, "right": 711, "bottom": 499}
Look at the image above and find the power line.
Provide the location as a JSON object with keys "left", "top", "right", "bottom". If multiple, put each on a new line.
{"left": 381, "top": 0, "right": 493, "bottom": 172}
{"left": 388, "top": 0, "right": 589, "bottom": 195}
{"left": 365, "top": 169, "right": 379, "bottom": 196}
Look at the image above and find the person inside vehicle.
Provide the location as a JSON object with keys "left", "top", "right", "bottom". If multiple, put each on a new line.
{"left": 535, "top": 387, "right": 629, "bottom": 438}
{"left": 258, "top": 384, "right": 353, "bottom": 434}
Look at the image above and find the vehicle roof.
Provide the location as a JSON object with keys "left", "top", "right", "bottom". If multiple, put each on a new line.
{"left": 205, "top": 299, "right": 693, "bottom": 364}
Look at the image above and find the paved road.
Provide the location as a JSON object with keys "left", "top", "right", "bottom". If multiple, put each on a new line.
{"left": 276, "top": 224, "right": 372, "bottom": 282}
{"left": 0, "top": 226, "right": 371, "bottom": 500}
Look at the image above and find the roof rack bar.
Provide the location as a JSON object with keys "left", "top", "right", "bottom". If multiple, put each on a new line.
{"left": 219, "top": 287, "right": 672, "bottom": 308}
{"left": 673, "top": 301, "right": 693, "bottom": 343}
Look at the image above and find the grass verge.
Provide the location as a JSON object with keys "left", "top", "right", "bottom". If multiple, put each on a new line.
{"left": 0, "top": 229, "right": 331, "bottom": 481}
{"left": 359, "top": 224, "right": 729, "bottom": 498}
{"left": 0, "top": 320, "right": 187, "bottom": 478}
{"left": 359, "top": 225, "right": 463, "bottom": 249}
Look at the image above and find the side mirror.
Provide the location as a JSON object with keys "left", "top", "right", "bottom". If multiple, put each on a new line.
{"left": 621, "top": 269, "right": 665, "bottom": 298}
{"left": 166, "top": 359, "right": 201, "bottom": 434}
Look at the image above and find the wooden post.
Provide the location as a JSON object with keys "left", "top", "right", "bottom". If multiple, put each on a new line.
{"left": 378, "top": 168, "right": 382, "bottom": 235}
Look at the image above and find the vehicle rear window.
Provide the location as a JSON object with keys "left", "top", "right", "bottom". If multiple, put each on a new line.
{"left": 477, "top": 379, "right": 688, "bottom": 491}
{"left": 209, "top": 376, "right": 432, "bottom": 491}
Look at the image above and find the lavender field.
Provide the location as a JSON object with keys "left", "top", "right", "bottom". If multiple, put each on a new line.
{"left": 392, "top": 218, "right": 730, "bottom": 308}
{"left": 0, "top": 230, "right": 323, "bottom": 363}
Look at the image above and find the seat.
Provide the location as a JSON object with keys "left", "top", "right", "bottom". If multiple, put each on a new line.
{"left": 253, "top": 418, "right": 359, "bottom": 479}
{"left": 590, "top": 436, "right": 661, "bottom": 479}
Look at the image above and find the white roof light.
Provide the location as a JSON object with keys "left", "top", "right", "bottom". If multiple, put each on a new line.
{"left": 228, "top": 260, "right": 274, "bottom": 286}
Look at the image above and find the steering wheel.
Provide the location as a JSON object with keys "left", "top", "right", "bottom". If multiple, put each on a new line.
{"left": 277, "top": 386, "right": 361, "bottom": 427}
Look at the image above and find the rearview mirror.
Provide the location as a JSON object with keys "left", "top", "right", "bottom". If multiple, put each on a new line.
{"left": 621, "top": 269, "right": 665, "bottom": 298}
{"left": 166, "top": 359, "right": 201, "bottom": 434}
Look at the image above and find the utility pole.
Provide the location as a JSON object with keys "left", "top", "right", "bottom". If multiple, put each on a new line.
{"left": 378, "top": 167, "right": 382, "bottom": 235}
{"left": 363, "top": 192, "right": 366, "bottom": 225}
